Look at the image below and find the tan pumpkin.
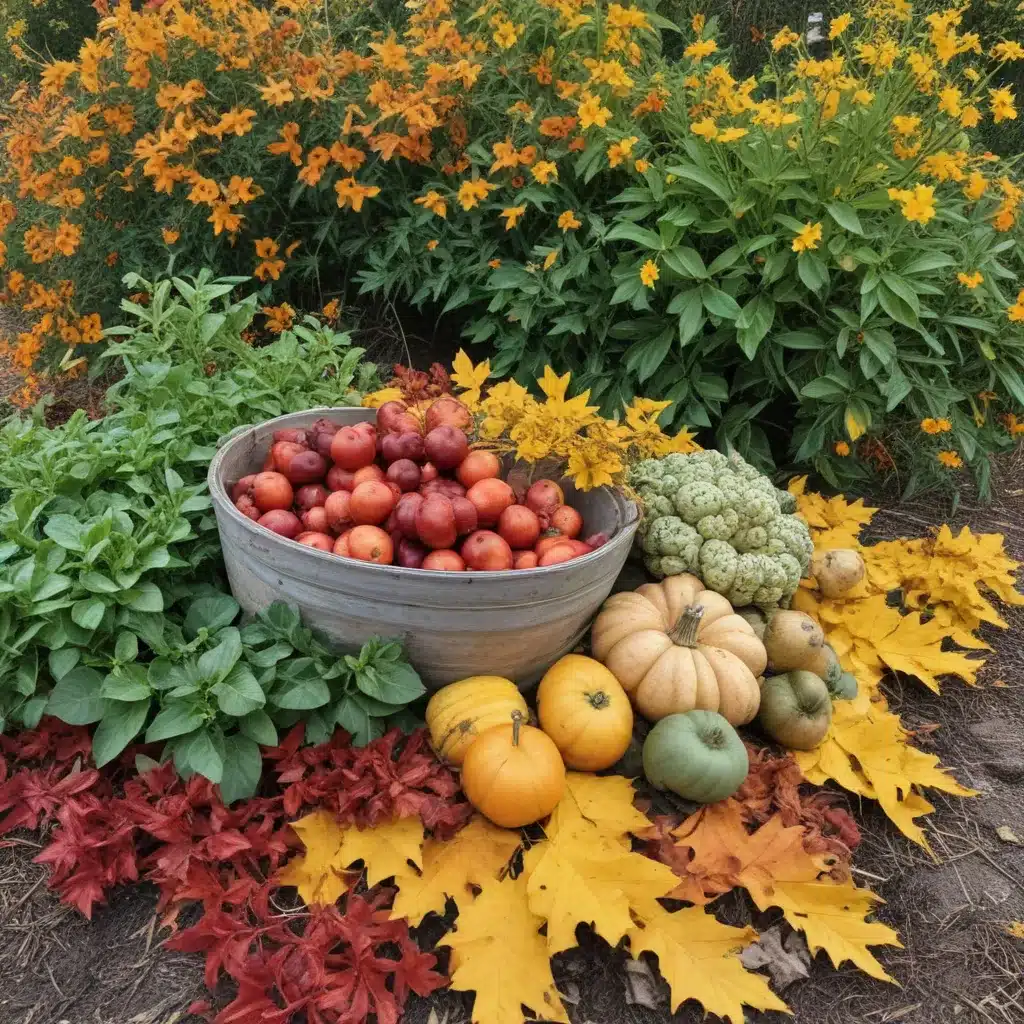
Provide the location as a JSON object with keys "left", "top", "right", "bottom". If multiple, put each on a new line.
{"left": 536, "top": 654, "right": 633, "bottom": 771}
{"left": 425, "top": 676, "right": 528, "bottom": 765}
{"left": 762, "top": 610, "right": 825, "bottom": 672}
{"left": 591, "top": 574, "right": 767, "bottom": 725}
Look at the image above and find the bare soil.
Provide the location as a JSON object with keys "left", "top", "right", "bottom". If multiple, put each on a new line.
{"left": 2, "top": 484, "right": 1023, "bottom": 1024}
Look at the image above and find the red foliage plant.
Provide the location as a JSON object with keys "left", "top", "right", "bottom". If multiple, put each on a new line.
{"left": 0, "top": 719, "right": 465, "bottom": 1024}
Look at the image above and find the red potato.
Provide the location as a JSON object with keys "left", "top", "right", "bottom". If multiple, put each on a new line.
{"left": 456, "top": 450, "right": 501, "bottom": 488}
{"left": 273, "top": 427, "right": 308, "bottom": 445}
{"left": 301, "top": 506, "right": 330, "bottom": 533}
{"left": 420, "top": 478, "right": 466, "bottom": 500}
{"left": 381, "top": 430, "right": 426, "bottom": 464}
{"left": 395, "top": 492, "right": 424, "bottom": 538}
{"left": 420, "top": 462, "right": 439, "bottom": 484}
{"left": 550, "top": 504, "right": 583, "bottom": 539}
{"left": 391, "top": 412, "right": 423, "bottom": 435}
{"left": 258, "top": 509, "right": 302, "bottom": 539}
{"left": 352, "top": 464, "right": 386, "bottom": 487}
{"left": 324, "top": 490, "right": 354, "bottom": 533}
{"left": 422, "top": 549, "right": 466, "bottom": 571}
{"left": 350, "top": 420, "right": 377, "bottom": 440}
{"left": 396, "top": 537, "right": 428, "bottom": 569}
{"left": 451, "top": 496, "right": 479, "bottom": 536}
{"left": 296, "top": 531, "right": 334, "bottom": 551}
{"left": 584, "top": 532, "right": 609, "bottom": 550}
{"left": 232, "top": 474, "right": 256, "bottom": 502}
{"left": 424, "top": 426, "right": 469, "bottom": 470}
{"left": 535, "top": 534, "right": 568, "bottom": 558}
{"left": 426, "top": 396, "right": 473, "bottom": 432}
{"left": 270, "top": 440, "right": 306, "bottom": 474}
{"left": 348, "top": 525, "right": 393, "bottom": 564}
{"left": 387, "top": 459, "right": 421, "bottom": 492}
{"left": 498, "top": 505, "right": 541, "bottom": 550}
{"left": 284, "top": 449, "right": 328, "bottom": 486}
{"left": 466, "top": 478, "right": 515, "bottom": 527}
{"left": 326, "top": 466, "right": 356, "bottom": 492}
{"left": 330, "top": 426, "right": 377, "bottom": 470}
{"left": 350, "top": 481, "right": 396, "bottom": 525}
{"left": 538, "top": 542, "right": 577, "bottom": 566}
{"left": 252, "top": 472, "right": 293, "bottom": 512}
{"left": 563, "top": 539, "right": 594, "bottom": 557}
{"left": 295, "top": 484, "right": 329, "bottom": 511}
{"left": 416, "top": 494, "right": 457, "bottom": 549}
{"left": 305, "top": 418, "right": 342, "bottom": 457}
{"left": 236, "top": 494, "right": 260, "bottom": 521}
{"left": 333, "top": 529, "right": 352, "bottom": 557}
{"left": 462, "top": 530, "right": 514, "bottom": 571}
{"left": 513, "top": 550, "right": 539, "bottom": 570}
{"left": 526, "top": 479, "right": 565, "bottom": 520}
{"left": 376, "top": 401, "right": 410, "bottom": 432}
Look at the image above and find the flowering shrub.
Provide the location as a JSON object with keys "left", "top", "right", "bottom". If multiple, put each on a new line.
{"left": 0, "top": 0, "right": 98, "bottom": 89}
{"left": 2, "top": 0, "right": 1024, "bottom": 489}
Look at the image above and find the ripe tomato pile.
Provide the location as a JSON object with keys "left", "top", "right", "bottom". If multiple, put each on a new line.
{"left": 230, "top": 396, "right": 607, "bottom": 571}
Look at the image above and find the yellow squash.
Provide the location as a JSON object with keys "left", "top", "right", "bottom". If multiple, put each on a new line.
{"left": 425, "top": 675, "right": 528, "bottom": 765}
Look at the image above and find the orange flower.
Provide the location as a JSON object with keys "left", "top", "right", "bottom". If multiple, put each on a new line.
{"left": 334, "top": 177, "right": 381, "bottom": 212}
{"left": 500, "top": 205, "right": 526, "bottom": 230}
{"left": 531, "top": 160, "right": 558, "bottom": 184}
{"left": 414, "top": 190, "right": 447, "bottom": 217}
{"left": 259, "top": 78, "right": 295, "bottom": 106}
{"left": 208, "top": 202, "right": 243, "bottom": 236}
{"left": 558, "top": 210, "right": 582, "bottom": 231}
{"left": 263, "top": 303, "right": 295, "bottom": 333}
{"left": 268, "top": 122, "right": 303, "bottom": 166}
{"left": 162, "top": 228, "right": 180, "bottom": 245}
{"left": 457, "top": 178, "right": 497, "bottom": 210}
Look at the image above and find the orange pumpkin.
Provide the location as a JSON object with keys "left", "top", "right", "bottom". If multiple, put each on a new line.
{"left": 460, "top": 712, "right": 566, "bottom": 828}
{"left": 536, "top": 654, "right": 633, "bottom": 771}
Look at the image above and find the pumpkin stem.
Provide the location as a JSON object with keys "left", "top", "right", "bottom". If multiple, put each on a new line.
{"left": 585, "top": 690, "right": 611, "bottom": 710}
{"left": 668, "top": 604, "right": 705, "bottom": 647}
{"left": 510, "top": 710, "right": 525, "bottom": 746}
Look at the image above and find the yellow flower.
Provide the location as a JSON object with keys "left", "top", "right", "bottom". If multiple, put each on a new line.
{"left": 492, "top": 19, "right": 522, "bottom": 49}
{"left": 457, "top": 178, "right": 497, "bottom": 210}
{"left": 567, "top": 444, "right": 623, "bottom": 490}
{"left": 992, "top": 42, "right": 1024, "bottom": 62}
{"left": 960, "top": 105, "right": 982, "bottom": 128}
{"left": 958, "top": 271, "right": 983, "bottom": 289}
{"left": 543, "top": 249, "right": 559, "bottom": 270}
{"left": 414, "top": 190, "right": 447, "bottom": 218}
{"left": 531, "top": 160, "right": 558, "bottom": 184}
{"left": 451, "top": 349, "right": 491, "bottom": 409}
{"left": 937, "top": 450, "right": 963, "bottom": 469}
{"left": 691, "top": 13, "right": 706, "bottom": 34}
{"left": 834, "top": 441, "right": 851, "bottom": 456}
{"left": 891, "top": 114, "right": 921, "bottom": 136}
{"left": 828, "top": 13, "right": 852, "bottom": 39}
{"left": 607, "top": 136, "right": 639, "bottom": 168}
{"left": 1007, "top": 288, "right": 1024, "bottom": 322}
{"left": 990, "top": 87, "right": 1017, "bottom": 123}
{"left": 684, "top": 39, "right": 718, "bottom": 60}
{"left": 322, "top": 299, "right": 341, "bottom": 320}
{"left": 690, "top": 117, "right": 719, "bottom": 140}
{"left": 558, "top": 209, "right": 582, "bottom": 231}
{"left": 5, "top": 18, "right": 27, "bottom": 40}
{"left": 963, "top": 171, "right": 988, "bottom": 201}
{"left": 716, "top": 127, "right": 748, "bottom": 143}
{"left": 426, "top": 239, "right": 439, "bottom": 251}
{"left": 577, "top": 92, "right": 612, "bottom": 130}
{"left": 888, "top": 184, "right": 936, "bottom": 225}
{"left": 640, "top": 259, "right": 659, "bottom": 288}
{"left": 634, "top": 158, "right": 651, "bottom": 172}
{"left": 772, "top": 27, "right": 801, "bottom": 51}
{"left": 500, "top": 205, "right": 526, "bottom": 230}
{"left": 938, "top": 85, "right": 962, "bottom": 117}
{"left": 852, "top": 88, "right": 874, "bottom": 106}
{"left": 791, "top": 222, "right": 822, "bottom": 252}
{"left": 920, "top": 417, "right": 952, "bottom": 434}
{"left": 259, "top": 78, "right": 295, "bottom": 106}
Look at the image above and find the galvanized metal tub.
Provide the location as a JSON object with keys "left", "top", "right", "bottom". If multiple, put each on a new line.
{"left": 208, "top": 408, "right": 639, "bottom": 689}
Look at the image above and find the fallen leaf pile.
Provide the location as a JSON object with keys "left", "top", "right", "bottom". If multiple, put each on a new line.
{"left": 787, "top": 477, "right": 1020, "bottom": 847}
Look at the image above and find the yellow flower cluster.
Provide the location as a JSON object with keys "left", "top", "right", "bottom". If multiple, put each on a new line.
{"left": 367, "top": 351, "right": 699, "bottom": 491}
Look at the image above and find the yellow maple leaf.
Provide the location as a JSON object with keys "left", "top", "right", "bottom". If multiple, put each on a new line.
{"left": 1005, "top": 921, "right": 1024, "bottom": 940}
{"left": 277, "top": 810, "right": 350, "bottom": 905}
{"left": 280, "top": 813, "right": 424, "bottom": 904}
{"left": 627, "top": 903, "right": 789, "bottom": 1023}
{"left": 525, "top": 817, "right": 678, "bottom": 954}
{"left": 447, "top": 873, "right": 569, "bottom": 1024}
{"left": 391, "top": 816, "right": 520, "bottom": 926}
{"left": 672, "top": 802, "right": 902, "bottom": 982}
{"left": 451, "top": 349, "right": 491, "bottom": 409}
{"left": 546, "top": 772, "right": 650, "bottom": 846}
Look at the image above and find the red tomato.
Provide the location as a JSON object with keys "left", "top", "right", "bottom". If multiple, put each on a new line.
{"left": 422, "top": 549, "right": 466, "bottom": 571}
{"left": 535, "top": 534, "right": 568, "bottom": 557}
{"left": 352, "top": 464, "right": 386, "bottom": 487}
{"left": 550, "top": 504, "right": 583, "bottom": 539}
{"left": 538, "top": 542, "right": 577, "bottom": 566}
{"left": 456, "top": 450, "right": 502, "bottom": 488}
{"left": 350, "top": 481, "right": 397, "bottom": 525}
{"left": 333, "top": 529, "right": 353, "bottom": 557}
{"left": 497, "top": 505, "right": 541, "bottom": 550}
{"left": 462, "top": 530, "right": 514, "bottom": 571}
{"left": 324, "top": 490, "right": 353, "bottom": 533}
{"left": 466, "top": 478, "right": 515, "bottom": 527}
{"left": 296, "top": 531, "right": 334, "bottom": 551}
{"left": 252, "top": 472, "right": 293, "bottom": 512}
{"left": 512, "top": 550, "right": 539, "bottom": 569}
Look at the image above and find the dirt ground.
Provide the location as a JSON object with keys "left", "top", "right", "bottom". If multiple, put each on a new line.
{"left": 2, "top": 483, "right": 1023, "bottom": 1024}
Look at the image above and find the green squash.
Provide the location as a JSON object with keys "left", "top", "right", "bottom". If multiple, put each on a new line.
{"left": 827, "top": 670, "right": 858, "bottom": 700}
{"left": 642, "top": 710, "right": 749, "bottom": 804}
{"left": 758, "top": 670, "right": 832, "bottom": 750}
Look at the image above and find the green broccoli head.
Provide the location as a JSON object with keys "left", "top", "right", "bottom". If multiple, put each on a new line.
{"left": 642, "top": 516, "right": 703, "bottom": 577}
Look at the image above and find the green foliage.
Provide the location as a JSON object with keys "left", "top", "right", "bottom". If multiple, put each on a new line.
{"left": 0, "top": 0, "right": 98, "bottom": 88}
{"left": 0, "top": 271, "right": 386, "bottom": 795}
